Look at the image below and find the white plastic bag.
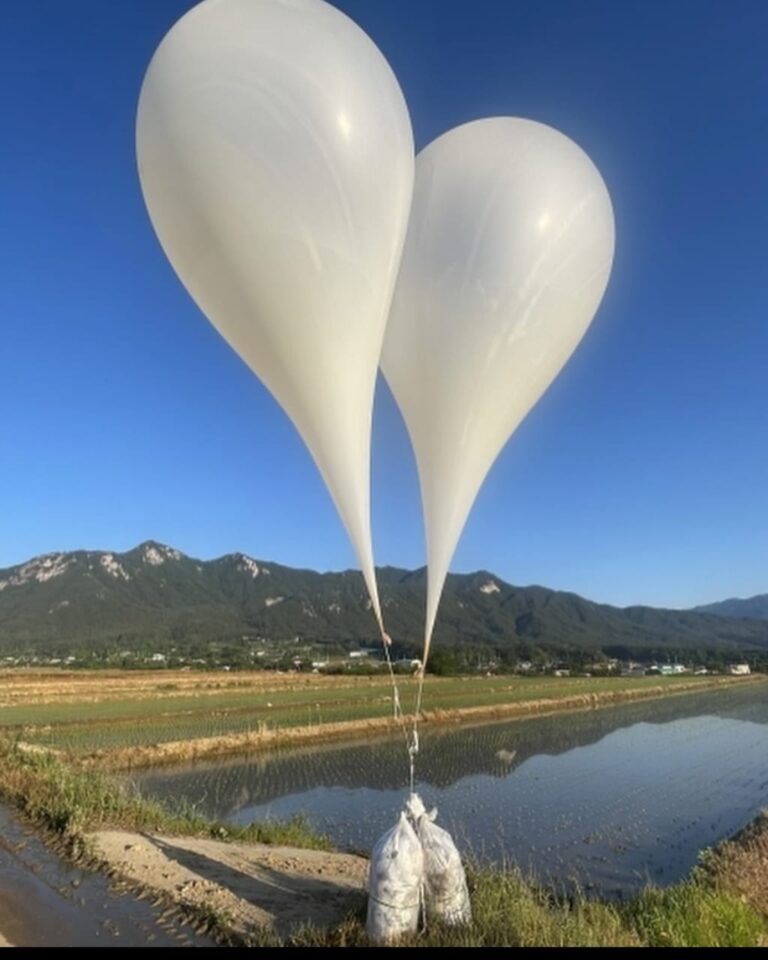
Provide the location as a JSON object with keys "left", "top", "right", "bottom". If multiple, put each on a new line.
{"left": 366, "top": 811, "right": 425, "bottom": 944}
{"left": 408, "top": 794, "right": 472, "bottom": 926}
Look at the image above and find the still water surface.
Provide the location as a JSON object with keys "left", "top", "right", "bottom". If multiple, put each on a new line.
{"left": 131, "top": 684, "right": 768, "bottom": 898}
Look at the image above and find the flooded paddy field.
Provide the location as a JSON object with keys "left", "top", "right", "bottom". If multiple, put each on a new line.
{"left": 130, "top": 683, "right": 768, "bottom": 899}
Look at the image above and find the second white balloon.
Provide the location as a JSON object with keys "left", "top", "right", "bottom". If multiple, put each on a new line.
{"left": 381, "top": 117, "right": 615, "bottom": 665}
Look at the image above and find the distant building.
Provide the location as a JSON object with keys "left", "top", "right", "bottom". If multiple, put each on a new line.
{"left": 658, "top": 664, "right": 686, "bottom": 676}
{"left": 729, "top": 663, "right": 751, "bottom": 676}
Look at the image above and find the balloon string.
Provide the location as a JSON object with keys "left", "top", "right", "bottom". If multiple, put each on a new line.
{"left": 378, "top": 625, "right": 428, "bottom": 797}
{"left": 379, "top": 630, "right": 416, "bottom": 785}
{"left": 410, "top": 664, "right": 427, "bottom": 793}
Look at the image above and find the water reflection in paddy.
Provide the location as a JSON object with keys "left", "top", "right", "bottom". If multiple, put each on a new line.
{"left": 131, "top": 684, "right": 768, "bottom": 898}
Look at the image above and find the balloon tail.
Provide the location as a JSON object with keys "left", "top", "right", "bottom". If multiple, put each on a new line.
{"left": 377, "top": 623, "right": 426, "bottom": 794}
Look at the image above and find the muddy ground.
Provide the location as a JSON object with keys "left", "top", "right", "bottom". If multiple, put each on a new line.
{"left": 0, "top": 805, "right": 212, "bottom": 948}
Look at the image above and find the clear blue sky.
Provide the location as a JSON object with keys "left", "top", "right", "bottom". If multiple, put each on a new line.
{"left": 1, "top": 0, "right": 766, "bottom": 609}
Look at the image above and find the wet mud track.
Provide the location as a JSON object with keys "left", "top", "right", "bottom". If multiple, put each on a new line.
{"left": 0, "top": 805, "right": 213, "bottom": 947}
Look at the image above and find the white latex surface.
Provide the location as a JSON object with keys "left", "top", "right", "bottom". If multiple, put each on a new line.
{"left": 137, "top": 0, "right": 414, "bottom": 629}
{"left": 381, "top": 118, "right": 615, "bottom": 663}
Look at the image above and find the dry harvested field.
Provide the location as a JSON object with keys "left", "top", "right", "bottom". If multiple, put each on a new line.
{"left": 1, "top": 669, "right": 763, "bottom": 769}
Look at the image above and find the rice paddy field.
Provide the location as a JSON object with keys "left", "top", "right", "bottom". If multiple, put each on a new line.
{"left": 0, "top": 669, "right": 749, "bottom": 762}
{"left": 129, "top": 680, "right": 768, "bottom": 900}
{"left": 0, "top": 669, "right": 766, "bottom": 945}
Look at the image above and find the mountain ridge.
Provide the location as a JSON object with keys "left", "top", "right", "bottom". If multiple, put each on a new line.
{"left": 1, "top": 541, "right": 766, "bottom": 657}
{"left": 693, "top": 594, "right": 768, "bottom": 621}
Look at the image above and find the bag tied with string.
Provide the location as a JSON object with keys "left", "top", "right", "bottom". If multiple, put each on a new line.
{"left": 407, "top": 793, "right": 472, "bottom": 925}
{"left": 366, "top": 810, "right": 425, "bottom": 944}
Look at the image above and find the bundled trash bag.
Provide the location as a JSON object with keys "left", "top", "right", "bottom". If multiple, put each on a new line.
{"left": 407, "top": 793, "right": 472, "bottom": 926}
{"left": 366, "top": 811, "right": 425, "bottom": 944}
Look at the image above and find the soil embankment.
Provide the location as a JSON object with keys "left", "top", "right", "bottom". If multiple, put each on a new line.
{"left": 89, "top": 830, "right": 368, "bottom": 941}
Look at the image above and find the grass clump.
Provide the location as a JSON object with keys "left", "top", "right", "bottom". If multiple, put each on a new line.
{"left": 249, "top": 869, "right": 768, "bottom": 947}
{"left": 623, "top": 871, "right": 766, "bottom": 947}
{"left": 414, "top": 866, "right": 641, "bottom": 947}
{"left": 0, "top": 740, "right": 165, "bottom": 835}
{"left": 249, "top": 865, "right": 766, "bottom": 948}
{"left": 213, "top": 813, "right": 332, "bottom": 850}
{"left": 230, "top": 862, "right": 767, "bottom": 948}
{"left": 0, "top": 739, "right": 330, "bottom": 850}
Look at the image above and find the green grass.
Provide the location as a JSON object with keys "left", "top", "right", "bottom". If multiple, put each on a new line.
{"left": 0, "top": 740, "right": 331, "bottom": 850}
{"left": 1, "top": 674, "right": 727, "bottom": 756}
{"left": 623, "top": 871, "right": 766, "bottom": 947}
{"left": 242, "top": 864, "right": 766, "bottom": 948}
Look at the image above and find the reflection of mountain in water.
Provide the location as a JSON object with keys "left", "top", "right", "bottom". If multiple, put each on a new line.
{"left": 132, "top": 685, "right": 768, "bottom": 821}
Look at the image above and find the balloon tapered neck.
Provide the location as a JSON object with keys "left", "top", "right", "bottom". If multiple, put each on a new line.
{"left": 422, "top": 630, "right": 435, "bottom": 673}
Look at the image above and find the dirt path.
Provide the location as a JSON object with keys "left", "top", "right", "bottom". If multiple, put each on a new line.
{"left": 90, "top": 830, "right": 369, "bottom": 941}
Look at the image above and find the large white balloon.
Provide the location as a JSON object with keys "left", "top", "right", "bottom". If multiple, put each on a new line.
{"left": 381, "top": 118, "right": 615, "bottom": 665}
{"left": 136, "top": 0, "right": 414, "bottom": 631}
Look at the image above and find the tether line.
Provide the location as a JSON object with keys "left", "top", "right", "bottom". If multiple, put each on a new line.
{"left": 378, "top": 628, "right": 418, "bottom": 791}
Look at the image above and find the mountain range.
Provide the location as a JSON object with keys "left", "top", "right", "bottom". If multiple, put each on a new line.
{"left": 693, "top": 594, "right": 768, "bottom": 620}
{"left": 0, "top": 541, "right": 766, "bottom": 658}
